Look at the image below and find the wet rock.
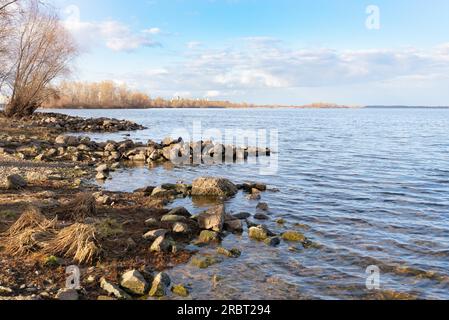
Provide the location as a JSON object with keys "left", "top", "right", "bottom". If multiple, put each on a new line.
{"left": 197, "top": 204, "right": 225, "bottom": 232}
{"left": 171, "top": 284, "right": 189, "bottom": 298}
{"left": 149, "top": 272, "right": 171, "bottom": 297}
{"left": 276, "top": 219, "right": 286, "bottom": 225}
{"left": 248, "top": 225, "right": 270, "bottom": 241}
{"left": 264, "top": 237, "right": 281, "bottom": 247}
{"left": 281, "top": 231, "right": 306, "bottom": 242}
{"left": 254, "top": 213, "right": 270, "bottom": 220}
{"left": 96, "top": 164, "right": 109, "bottom": 173}
{"left": 120, "top": 270, "right": 149, "bottom": 296}
{"left": 151, "top": 187, "right": 177, "bottom": 198}
{"left": 246, "top": 188, "right": 262, "bottom": 200}
{"left": 56, "top": 288, "right": 79, "bottom": 301}
{"left": 192, "top": 177, "right": 238, "bottom": 197}
{"left": 96, "top": 171, "right": 108, "bottom": 180}
{"left": 224, "top": 219, "right": 244, "bottom": 233}
{"left": 100, "top": 278, "right": 131, "bottom": 300}
{"left": 6, "top": 174, "right": 27, "bottom": 190}
{"left": 191, "top": 255, "right": 223, "bottom": 269}
{"left": 256, "top": 202, "right": 269, "bottom": 211}
{"left": 198, "top": 230, "right": 221, "bottom": 244}
{"left": 167, "top": 207, "right": 191, "bottom": 218}
{"left": 233, "top": 212, "right": 251, "bottom": 220}
{"left": 143, "top": 229, "right": 168, "bottom": 240}
{"left": 217, "top": 247, "right": 241, "bottom": 258}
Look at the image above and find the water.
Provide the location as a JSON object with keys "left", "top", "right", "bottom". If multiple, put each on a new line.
{"left": 45, "top": 108, "right": 449, "bottom": 300}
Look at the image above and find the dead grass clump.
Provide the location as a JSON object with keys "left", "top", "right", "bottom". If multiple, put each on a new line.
{"left": 2, "top": 207, "right": 56, "bottom": 255}
{"left": 45, "top": 223, "right": 100, "bottom": 264}
{"left": 53, "top": 193, "right": 97, "bottom": 222}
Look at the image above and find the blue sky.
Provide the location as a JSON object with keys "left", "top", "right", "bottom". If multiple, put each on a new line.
{"left": 52, "top": 0, "right": 449, "bottom": 105}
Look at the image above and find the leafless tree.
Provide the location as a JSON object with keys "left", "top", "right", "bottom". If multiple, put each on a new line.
{"left": 3, "top": 0, "right": 78, "bottom": 117}
{"left": 0, "top": 0, "right": 20, "bottom": 88}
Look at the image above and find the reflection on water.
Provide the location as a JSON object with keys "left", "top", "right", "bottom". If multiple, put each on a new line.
{"left": 44, "top": 108, "right": 449, "bottom": 299}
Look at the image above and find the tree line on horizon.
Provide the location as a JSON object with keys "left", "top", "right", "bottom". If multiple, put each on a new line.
{"left": 43, "top": 81, "right": 258, "bottom": 109}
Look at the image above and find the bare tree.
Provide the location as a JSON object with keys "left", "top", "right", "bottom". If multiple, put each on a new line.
{"left": 3, "top": 1, "right": 78, "bottom": 117}
{"left": 0, "top": 0, "right": 20, "bottom": 89}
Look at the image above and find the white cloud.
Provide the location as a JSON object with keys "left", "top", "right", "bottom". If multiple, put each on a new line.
{"left": 63, "top": 5, "right": 161, "bottom": 52}
{"left": 205, "top": 90, "right": 221, "bottom": 98}
{"left": 143, "top": 27, "right": 161, "bottom": 35}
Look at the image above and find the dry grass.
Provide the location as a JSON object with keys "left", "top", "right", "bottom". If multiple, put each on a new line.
{"left": 52, "top": 193, "right": 97, "bottom": 222}
{"left": 2, "top": 207, "right": 56, "bottom": 255}
{"left": 45, "top": 223, "right": 100, "bottom": 264}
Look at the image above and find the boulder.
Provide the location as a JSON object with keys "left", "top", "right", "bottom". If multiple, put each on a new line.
{"left": 96, "top": 164, "right": 109, "bottom": 173}
{"left": 150, "top": 236, "right": 172, "bottom": 252}
{"left": 190, "top": 256, "right": 223, "bottom": 269}
{"left": 120, "top": 270, "right": 149, "bottom": 296}
{"left": 171, "top": 285, "right": 189, "bottom": 298}
{"left": 96, "top": 171, "right": 108, "bottom": 180}
{"left": 161, "top": 215, "right": 187, "bottom": 223}
{"left": 217, "top": 247, "right": 242, "bottom": 258}
{"left": 191, "top": 177, "right": 238, "bottom": 197}
{"left": 248, "top": 225, "right": 270, "bottom": 241}
{"left": 6, "top": 174, "right": 27, "bottom": 190}
{"left": 256, "top": 202, "right": 269, "bottom": 211}
{"left": 197, "top": 204, "right": 225, "bottom": 232}
{"left": 224, "top": 219, "right": 244, "bottom": 233}
{"left": 55, "top": 288, "right": 79, "bottom": 301}
{"left": 145, "top": 218, "right": 159, "bottom": 227}
{"left": 233, "top": 212, "right": 251, "bottom": 220}
{"left": 172, "top": 223, "right": 189, "bottom": 234}
{"left": 264, "top": 237, "right": 281, "bottom": 247}
{"left": 254, "top": 213, "right": 270, "bottom": 220}
{"left": 149, "top": 272, "right": 171, "bottom": 297}
{"left": 100, "top": 278, "right": 131, "bottom": 300}
{"left": 198, "top": 230, "right": 221, "bottom": 244}
{"left": 143, "top": 229, "right": 168, "bottom": 240}
{"left": 281, "top": 231, "right": 306, "bottom": 242}
{"left": 167, "top": 207, "right": 191, "bottom": 218}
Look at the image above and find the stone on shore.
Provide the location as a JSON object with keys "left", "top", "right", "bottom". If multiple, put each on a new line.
{"left": 56, "top": 288, "right": 79, "bottom": 300}
{"left": 6, "top": 174, "right": 27, "bottom": 190}
{"left": 167, "top": 207, "right": 191, "bottom": 218}
{"left": 150, "top": 236, "right": 172, "bottom": 252}
{"left": 149, "top": 272, "right": 171, "bottom": 297}
{"left": 96, "top": 164, "right": 109, "bottom": 173}
{"left": 120, "top": 270, "right": 149, "bottom": 296}
{"left": 143, "top": 229, "right": 168, "bottom": 240}
{"left": 100, "top": 278, "right": 131, "bottom": 300}
{"left": 191, "top": 177, "right": 238, "bottom": 197}
{"left": 172, "top": 222, "right": 189, "bottom": 234}
{"left": 197, "top": 204, "right": 225, "bottom": 232}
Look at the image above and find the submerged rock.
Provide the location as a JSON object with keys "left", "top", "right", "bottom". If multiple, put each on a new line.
{"left": 224, "top": 219, "right": 244, "bottom": 233}
{"left": 264, "top": 237, "right": 281, "bottom": 247}
{"left": 281, "top": 231, "right": 306, "bottom": 242}
{"left": 248, "top": 225, "right": 271, "bottom": 241}
{"left": 191, "top": 255, "right": 223, "bottom": 269}
{"left": 256, "top": 202, "right": 269, "bottom": 211}
{"left": 217, "top": 247, "right": 242, "bottom": 258}
{"left": 198, "top": 230, "right": 221, "bottom": 244}
{"left": 171, "top": 284, "right": 190, "bottom": 298}
{"left": 197, "top": 204, "right": 225, "bottom": 232}
{"left": 120, "top": 270, "right": 149, "bottom": 296}
{"left": 191, "top": 177, "right": 238, "bottom": 197}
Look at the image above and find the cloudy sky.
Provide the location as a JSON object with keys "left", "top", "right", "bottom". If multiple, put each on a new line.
{"left": 51, "top": 0, "right": 449, "bottom": 106}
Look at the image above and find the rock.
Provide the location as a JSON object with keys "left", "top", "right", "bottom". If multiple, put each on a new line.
{"left": 191, "top": 256, "right": 223, "bottom": 269}
{"left": 171, "top": 285, "right": 189, "bottom": 297}
{"left": 96, "top": 171, "right": 108, "bottom": 180}
{"left": 96, "top": 164, "right": 109, "bottom": 173}
{"left": 162, "top": 137, "right": 182, "bottom": 147}
{"left": 254, "top": 213, "right": 270, "bottom": 220}
{"left": 282, "top": 231, "right": 306, "bottom": 242}
{"left": 150, "top": 236, "right": 172, "bottom": 252}
{"left": 167, "top": 207, "right": 191, "bottom": 218}
{"left": 56, "top": 288, "right": 79, "bottom": 301}
{"left": 149, "top": 272, "right": 171, "bottom": 297}
{"left": 145, "top": 218, "right": 159, "bottom": 227}
{"left": 6, "top": 174, "right": 27, "bottom": 190}
{"left": 172, "top": 222, "right": 189, "bottom": 234}
{"left": 233, "top": 212, "right": 252, "bottom": 220}
{"left": 120, "top": 270, "right": 149, "bottom": 296}
{"left": 264, "top": 237, "right": 281, "bottom": 247}
{"left": 151, "top": 187, "right": 177, "bottom": 198}
{"left": 197, "top": 204, "right": 225, "bottom": 232}
{"left": 256, "top": 202, "right": 269, "bottom": 211}
{"left": 191, "top": 177, "right": 238, "bottom": 197}
{"left": 217, "top": 247, "right": 241, "bottom": 258}
{"left": 161, "top": 215, "right": 187, "bottom": 223}
{"left": 224, "top": 219, "right": 244, "bottom": 233}
{"left": 100, "top": 278, "right": 131, "bottom": 300}
{"left": 276, "top": 219, "right": 286, "bottom": 225}
{"left": 0, "top": 286, "right": 13, "bottom": 294}
{"left": 248, "top": 225, "right": 270, "bottom": 241}
{"left": 198, "top": 230, "right": 221, "bottom": 244}
{"left": 143, "top": 229, "right": 168, "bottom": 240}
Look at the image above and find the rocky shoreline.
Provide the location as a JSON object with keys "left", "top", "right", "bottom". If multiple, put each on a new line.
{"left": 0, "top": 112, "right": 310, "bottom": 301}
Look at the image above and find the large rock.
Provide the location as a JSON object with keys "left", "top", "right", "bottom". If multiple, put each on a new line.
{"left": 56, "top": 288, "right": 79, "bottom": 301}
{"left": 6, "top": 174, "right": 27, "bottom": 190}
{"left": 224, "top": 219, "right": 244, "bottom": 233}
{"left": 143, "top": 229, "right": 168, "bottom": 240}
{"left": 167, "top": 207, "right": 191, "bottom": 218}
{"left": 120, "top": 270, "right": 149, "bottom": 296}
{"left": 150, "top": 236, "right": 172, "bottom": 252}
{"left": 198, "top": 230, "right": 221, "bottom": 244}
{"left": 197, "top": 205, "right": 226, "bottom": 232}
{"left": 191, "top": 177, "right": 238, "bottom": 197}
{"left": 249, "top": 225, "right": 270, "bottom": 241}
{"left": 100, "top": 278, "right": 131, "bottom": 300}
{"left": 149, "top": 272, "right": 171, "bottom": 297}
